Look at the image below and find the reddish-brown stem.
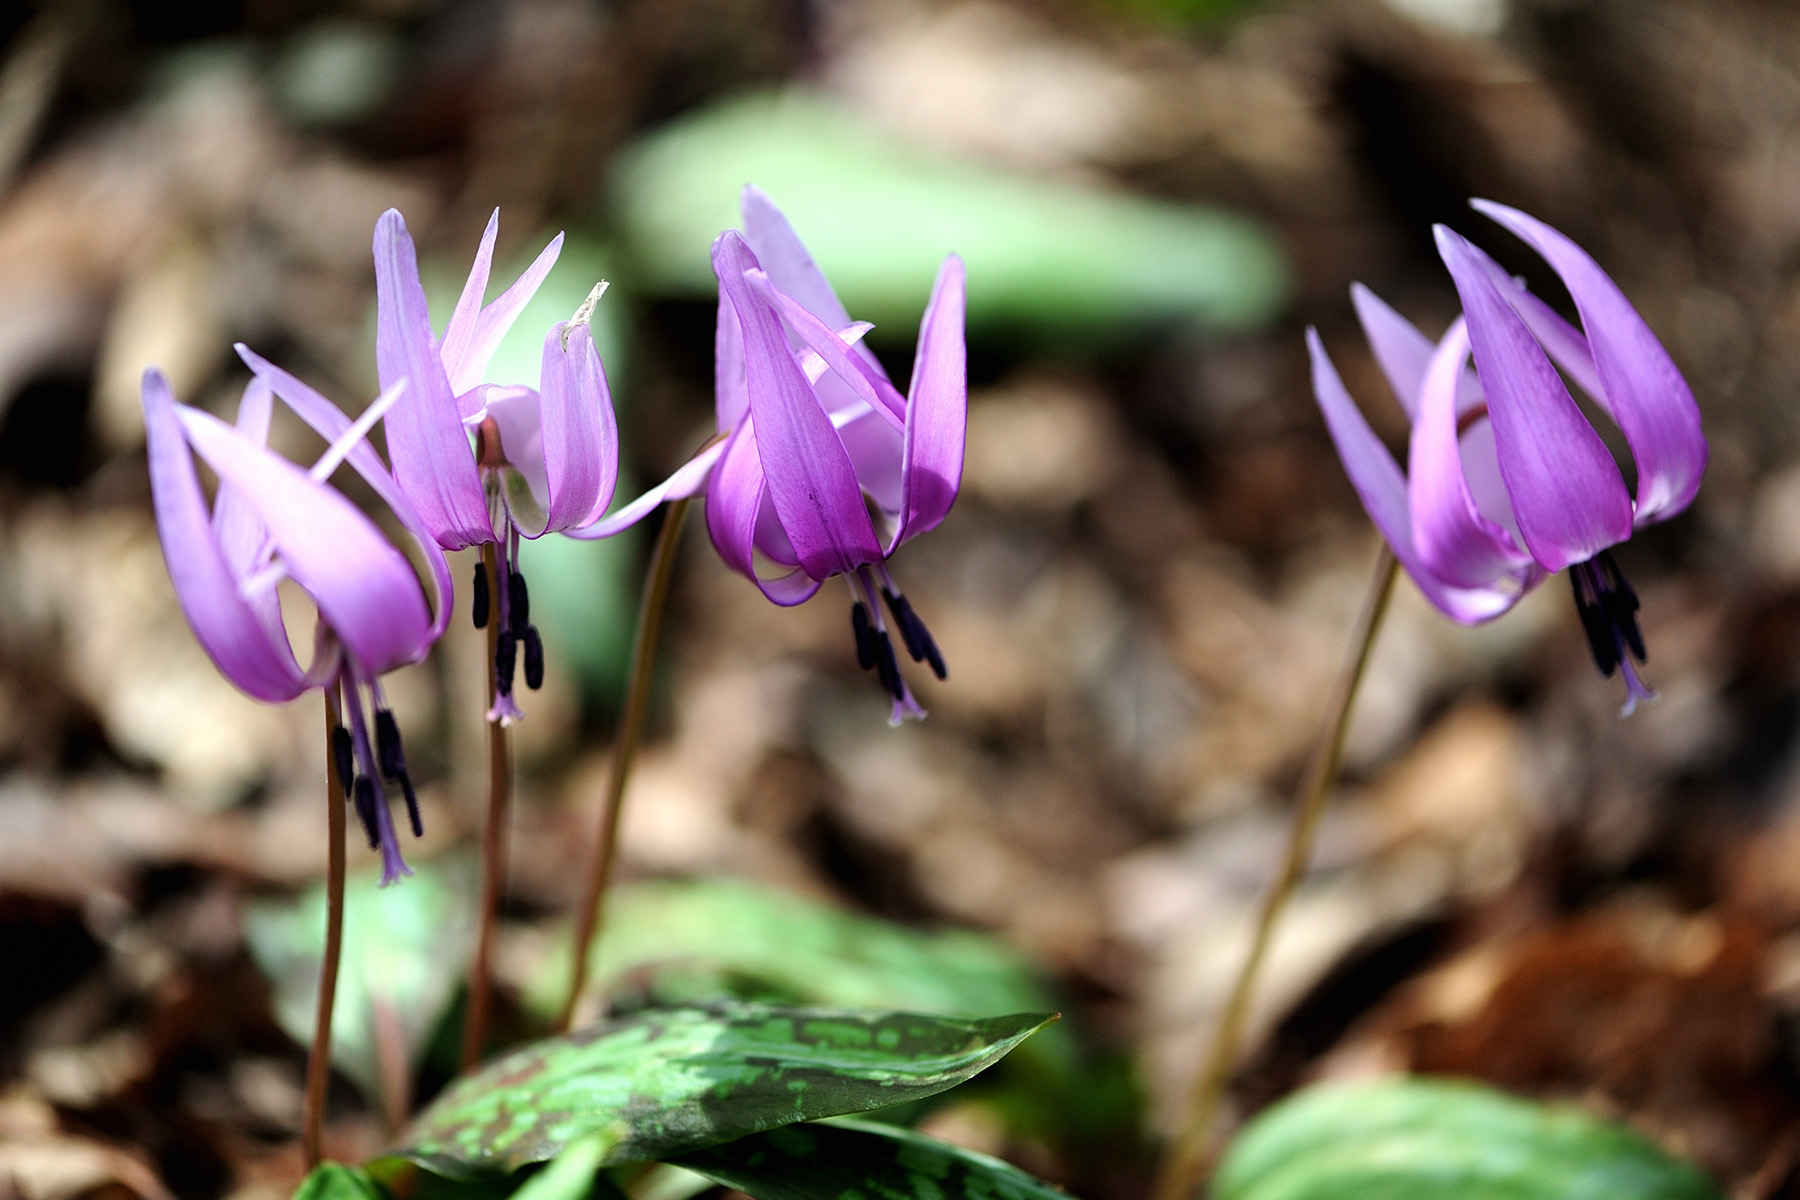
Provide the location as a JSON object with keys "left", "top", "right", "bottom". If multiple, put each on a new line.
{"left": 1150, "top": 545, "right": 1399, "bottom": 1200}
{"left": 303, "top": 685, "right": 347, "bottom": 1167}
{"left": 556, "top": 496, "right": 693, "bottom": 1032}
{"left": 463, "top": 544, "right": 511, "bottom": 1070}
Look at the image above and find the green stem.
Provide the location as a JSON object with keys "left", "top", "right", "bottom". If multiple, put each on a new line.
{"left": 557, "top": 496, "right": 693, "bottom": 1032}
{"left": 303, "top": 685, "right": 347, "bottom": 1167}
{"left": 1151, "top": 545, "right": 1399, "bottom": 1200}
{"left": 463, "top": 544, "right": 512, "bottom": 1070}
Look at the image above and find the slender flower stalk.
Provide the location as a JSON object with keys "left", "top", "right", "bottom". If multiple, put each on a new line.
{"left": 301, "top": 686, "right": 348, "bottom": 1168}
{"left": 1152, "top": 547, "right": 1398, "bottom": 1200}
{"left": 1307, "top": 199, "right": 1706, "bottom": 713}
{"left": 463, "top": 545, "right": 512, "bottom": 1069}
{"left": 142, "top": 363, "right": 448, "bottom": 1163}
{"left": 577, "top": 187, "right": 966, "bottom": 723}
{"left": 557, "top": 494, "right": 695, "bottom": 1032}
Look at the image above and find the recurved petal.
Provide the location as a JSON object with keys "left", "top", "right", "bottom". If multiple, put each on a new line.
{"left": 716, "top": 289, "right": 749, "bottom": 431}
{"left": 1407, "top": 318, "right": 1536, "bottom": 589}
{"left": 567, "top": 437, "right": 726, "bottom": 540}
{"left": 235, "top": 344, "right": 455, "bottom": 643}
{"left": 536, "top": 322, "right": 619, "bottom": 533}
{"left": 439, "top": 209, "right": 499, "bottom": 407}
{"left": 1306, "top": 331, "right": 1519, "bottom": 624}
{"left": 1436, "top": 225, "right": 1634, "bottom": 572}
{"left": 702, "top": 419, "right": 822, "bottom": 606}
{"left": 714, "top": 231, "right": 882, "bottom": 579}
{"left": 891, "top": 254, "right": 967, "bottom": 550}
{"left": 374, "top": 210, "right": 493, "bottom": 550}
{"left": 740, "top": 185, "right": 854, "bottom": 331}
{"left": 176, "top": 404, "right": 435, "bottom": 677}
{"left": 1472, "top": 199, "right": 1706, "bottom": 524}
{"left": 1349, "top": 283, "right": 1483, "bottom": 421}
{"left": 458, "top": 231, "right": 564, "bottom": 396}
{"left": 142, "top": 370, "right": 308, "bottom": 701}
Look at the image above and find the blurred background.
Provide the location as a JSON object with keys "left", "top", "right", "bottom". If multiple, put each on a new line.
{"left": 2, "top": 0, "right": 1800, "bottom": 1196}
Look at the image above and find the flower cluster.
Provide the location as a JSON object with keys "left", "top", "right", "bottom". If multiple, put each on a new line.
{"left": 143, "top": 191, "right": 969, "bottom": 876}
{"left": 1309, "top": 200, "right": 1706, "bottom": 713}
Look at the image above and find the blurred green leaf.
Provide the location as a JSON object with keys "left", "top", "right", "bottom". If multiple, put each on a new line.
{"left": 292, "top": 1162, "right": 386, "bottom": 1200}
{"left": 676, "top": 1117, "right": 1074, "bottom": 1200}
{"left": 525, "top": 877, "right": 1051, "bottom": 1022}
{"left": 420, "top": 231, "right": 639, "bottom": 707}
{"left": 612, "top": 90, "right": 1288, "bottom": 344}
{"left": 507, "top": 1135, "right": 614, "bottom": 1200}
{"left": 390, "top": 1003, "right": 1055, "bottom": 1176}
{"left": 1211, "top": 1076, "right": 1723, "bottom": 1200}
{"left": 246, "top": 857, "right": 477, "bottom": 1113}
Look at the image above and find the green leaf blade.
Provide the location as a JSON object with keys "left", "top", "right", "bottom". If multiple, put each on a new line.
{"left": 292, "top": 1162, "right": 386, "bottom": 1200}
{"left": 1212, "top": 1076, "right": 1722, "bottom": 1200}
{"left": 676, "top": 1118, "right": 1074, "bottom": 1200}
{"left": 396, "top": 1003, "right": 1056, "bottom": 1175}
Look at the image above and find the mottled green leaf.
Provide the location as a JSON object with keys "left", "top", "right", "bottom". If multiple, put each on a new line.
{"left": 246, "top": 857, "right": 476, "bottom": 1113}
{"left": 676, "top": 1117, "right": 1074, "bottom": 1200}
{"left": 526, "top": 877, "right": 1051, "bottom": 1025}
{"left": 394, "top": 1003, "right": 1056, "bottom": 1176}
{"left": 612, "top": 91, "right": 1288, "bottom": 344}
{"left": 1211, "top": 1076, "right": 1723, "bottom": 1200}
{"left": 292, "top": 1162, "right": 385, "bottom": 1200}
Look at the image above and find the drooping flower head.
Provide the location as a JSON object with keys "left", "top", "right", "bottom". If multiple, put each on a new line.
{"left": 1308, "top": 199, "right": 1707, "bottom": 713}
{"left": 372, "top": 209, "right": 620, "bottom": 723}
{"left": 577, "top": 187, "right": 967, "bottom": 723}
{"left": 142, "top": 366, "right": 452, "bottom": 882}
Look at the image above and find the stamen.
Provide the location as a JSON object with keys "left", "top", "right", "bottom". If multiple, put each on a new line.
{"left": 880, "top": 588, "right": 948, "bottom": 681}
{"left": 331, "top": 726, "right": 354, "bottom": 799}
{"left": 472, "top": 560, "right": 490, "bottom": 629}
{"left": 1568, "top": 551, "right": 1657, "bottom": 715}
{"left": 374, "top": 709, "right": 406, "bottom": 779}
{"left": 873, "top": 627, "right": 906, "bottom": 704}
{"left": 495, "top": 631, "right": 518, "bottom": 696}
{"left": 850, "top": 602, "right": 878, "bottom": 670}
{"left": 509, "top": 571, "right": 530, "bottom": 636}
{"left": 523, "top": 626, "right": 544, "bottom": 690}
{"left": 352, "top": 776, "right": 380, "bottom": 849}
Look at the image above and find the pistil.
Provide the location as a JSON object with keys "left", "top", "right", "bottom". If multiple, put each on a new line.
{"left": 1570, "top": 549, "right": 1658, "bottom": 714}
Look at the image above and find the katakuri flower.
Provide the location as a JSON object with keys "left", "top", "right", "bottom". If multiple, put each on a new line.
{"left": 142, "top": 366, "right": 452, "bottom": 882}
{"left": 1307, "top": 199, "right": 1707, "bottom": 714}
{"left": 575, "top": 187, "right": 967, "bottom": 723}
{"left": 370, "top": 208, "right": 619, "bottom": 723}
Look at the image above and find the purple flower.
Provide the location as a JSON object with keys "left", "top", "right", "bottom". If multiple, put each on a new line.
{"left": 1308, "top": 200, "right": 1707, "bottom": 714}
{"left": 370, "top": 208, "right": 620, "bottom": 723}
{"left": 577, "top": 187, "right": 967, "bottom": 723}
{"left": 142, "top": 366, "right": 452, "bottom": 882}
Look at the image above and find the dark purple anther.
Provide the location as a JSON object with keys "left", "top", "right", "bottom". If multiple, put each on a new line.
{"left": 352, "top": 776, "right": 380, "bottom": 849}
{"left": 472, "top": 560, "right": 490, "bottom": 629}
{"left": 880, "top": 588, "right": 947, "bottom": 681}
{"left": 851, "top": 602, "right": 878, "bottom": 670}
{"left": 374, "top": 709, "right": 407, "bottom": 779}
{"left": 509, "top": 571, "right": 530, "bottom": 636}
{"left": 873, "top": 628, "right": 905, "bottom": 704}
{"left": 331, "top": 725, "right": 355, "bottom": 798}
{"left": 495, "top": 630, "right": 517, "bottom": 696}
{"left": 523, "top": 626, "right": 544, "bottom": 690}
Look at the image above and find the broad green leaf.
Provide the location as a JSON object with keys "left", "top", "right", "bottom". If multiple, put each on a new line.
{"left": 246, "top": 857, "right": 477, "bottom": 1112}
{"left": 675, "top": 1117, "right": 1074, "bottom": 1200}
{"left": 292, "top": 1162, "right": 385, "bottom": 1200}
{"left": 1211, "top": 1076, "right": 1722, "bottom": 1200}
{"left": 508, "top": 1135, "right": 612, "bottom": 1200}
{"left": 420, "top": 233, "right": 638, "bottom": 707}
{"left": 611, "top": 91, "right": 1288, "bottom": 344}
{"left": 525, "top": 877, "right": 1052, "bottom": 1025}
{"left": 392, "top": 1003, "right": 1056, "bottom": 1175}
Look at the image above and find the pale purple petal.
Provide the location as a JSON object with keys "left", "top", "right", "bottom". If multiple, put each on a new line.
{"left": 716, "top": 290, "right": 749, "bottom": 432}
{"left": 481, "top": 384, "right": 549, "bottom": 533}
{"left": 235, "top": 343, "right": 455, "bottom": 643}
{"left": 373, "top": 209, "right": 493, "bottom": 551}
{"left": 142, "top": 369, "right": 308, "bottom": 701}
{"left": 1350, "top": 283, "right": 1483, "bottom": 420}
{"left": 1408, "top": 318, "right": 1536, "bottom": 588}
{"left": 176, "top": 405, "right": 434, "bottom": 677}
{"left": 751, "top": 273, "right": 905, "bottom": 428}
{"left": 702, "top": 419, "right": 822, "bottom": 606}
{"left": 890, "top": 254, "right": 967, "bottom": 550}
{"left": 457, "top": 231, "right": 564, "bottom": 396}
{"left": 1472, "top": 199, "right": 1706, "bottom": 524}
{"left": 740, "top": 185, "right": 855, "bottom": 333}
{"left": 439, "top": 209, "right": 499, "bottom": 409}
{"left": 567, "top": 437, "right": 726, "bottom": 540}
{"left": 211, "top": 378, "right": 288, "bottom": 648}
{"left": 1436, "top": 225, "right": 1634, "bottom": 573}
{"left": 714, "top": 230, "right": 882, "bottom": 579}
{"left": 536, "top": 322, "right": 619, "bottom": 533}
{"left": 1305, "top": 331, "right": 1519, "bottom": 624}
